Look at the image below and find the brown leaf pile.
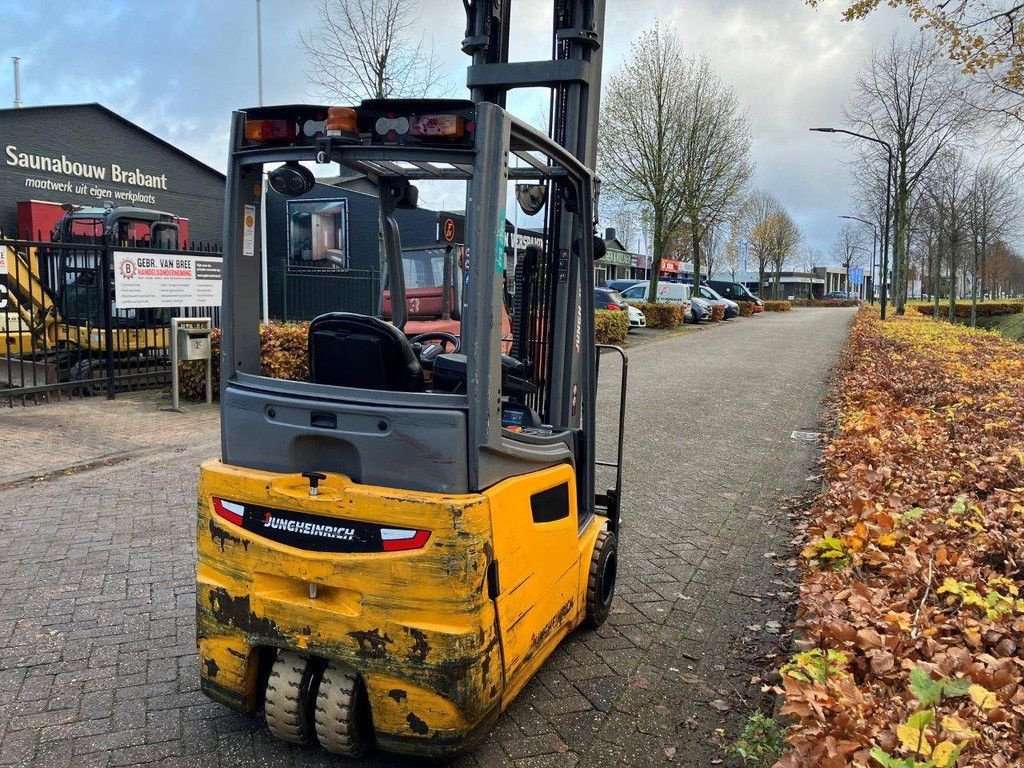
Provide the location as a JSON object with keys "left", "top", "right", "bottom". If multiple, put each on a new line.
{"left": 778, "top": 308, "right": 1024, "bottom": 768}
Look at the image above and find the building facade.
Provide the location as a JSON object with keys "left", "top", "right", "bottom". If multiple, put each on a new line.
{"left": 0, "top": 104, "right": 225, "bottom": 243}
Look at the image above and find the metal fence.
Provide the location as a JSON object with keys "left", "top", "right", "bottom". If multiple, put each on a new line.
{"left": 279, "top": 267, "right": 380, "bottom": 322}
{"left": 0, "top": 236, "right": 220, "bottom": 405}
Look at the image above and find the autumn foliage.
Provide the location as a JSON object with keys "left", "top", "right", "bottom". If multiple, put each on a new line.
{"left": 778, "top": 308, "right": 1024, "bottom": 768}
{"left": 912, "top": 302, "right": 1023, "bottom": 319}
{"left": 633, "top": 301, "right": 686, "bottom": 328}
{"left": 179, "top": 323, "right": 309, "bottom": 400}
{"left": 763, "top": 300, "right": 793, "bottom": 312}
{"left": 594, "top": 309, "right": 629, "bottom": 344}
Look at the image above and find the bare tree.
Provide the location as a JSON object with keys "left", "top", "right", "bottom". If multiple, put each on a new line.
{"left": 742, "top": 190, "right": 783, "bottom": 297}
{"left": 599, "top": 24, "right": 690, "bottom": 297}
{"left": 600, "top": 27, "right": 751, "bottom": 297}
{"left": 831, "top": 223, "right": 867, "bottom": 297}
{"left": 678, "top": 58, "right": 753, "bottom": 291}
{"left": 766, "top": 210, "right": 802, "bottom": 299}
{"left": 927, "top": 149, "right": 973, "bottom": 321}
{"left": 968, "top": 163, "right": 1019, "bottom": 323}
{"left": 301, "top": 0, "right": 448, "bottom": 102}
{"left": 845, "top": 34, "right": 978, "bottom": 315}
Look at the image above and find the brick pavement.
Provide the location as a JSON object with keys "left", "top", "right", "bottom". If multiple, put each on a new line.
{"left": 0, "top": 308, "right": 855, "bottom": 767}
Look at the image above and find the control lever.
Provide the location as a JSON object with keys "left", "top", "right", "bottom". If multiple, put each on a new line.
{"left": 302, "top": 471, "right": 327, "bottom": 496}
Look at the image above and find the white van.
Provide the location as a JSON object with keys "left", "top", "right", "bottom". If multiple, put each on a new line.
{"left": 620, "top": 281, "right": 692, "bottom": 314}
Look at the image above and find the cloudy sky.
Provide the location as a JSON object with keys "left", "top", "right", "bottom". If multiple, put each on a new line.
{"left": 0, "top": 0, "right": 922, "bottom": 259}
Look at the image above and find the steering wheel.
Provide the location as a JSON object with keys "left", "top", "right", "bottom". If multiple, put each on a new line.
{"left": 408, "top": 331, "right": 461, "bottom": 367}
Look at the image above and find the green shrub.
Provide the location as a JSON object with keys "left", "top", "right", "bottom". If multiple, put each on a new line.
{"left": 736, "top": 301, "right": 754, "bottom": 317}
{"left": 594, "top": 310, "right": 629, "bottom": 344}
{"left": 178, "top": 322, "right": 310, "bottom": 401}
{"left": 633, "top": 301, "right": 685, "bottom": 328}
{"left": 913, "top": 301, "right": 1023, "bottom": 318}
{"left": 762, "top": 300, "right": 792, "bottom": 312}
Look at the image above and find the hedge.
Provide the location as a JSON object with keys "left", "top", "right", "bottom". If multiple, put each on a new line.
{"left": 751, "top": 302, "right": 765, "bottom": 314}
{"left": 179, "top": 315, "right": 634, "bottom": 400}
{"left": 594, "top": 309, "right": 629, "bottom": 344}
{"left": 736, "top": 301, "right": 755, "bottom": 317}
{"left": 179, "top": 322, "right": 310, "bottom": 401}
{"left": 762, "top": 300, "right": 792, "bottom": 312}
{"left": 710, "top": 304, "right": 726, "bottom": 322}
{"left": 913, "top": 301, "right": 1023, "bottom": 318}
{"left": 790, "top": 298, "right": 861, "bottom": 308}
{"left": 633, "top": 301, "right": 685, "bottom": 328}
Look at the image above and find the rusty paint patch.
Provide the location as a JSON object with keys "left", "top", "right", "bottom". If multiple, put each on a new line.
{"left": 406, "top": 628, "right": 430, "bottom": 663}
{"left": 209, "top": 518, "right": 242, "bottom": 552}
{"left": 203, "top": 657, "right": 220, "bottom": 678}
{"left": 387, "top": 688, "right": 408, "bottom": 703}
{"left": 349, "top": 628, "right": 393, "bottom": 658}
{"left": 207, "top": 587, "right": 285, "bottom": 640}
{"left": 530, "top": 598, "right": 574, "bottom": 650}
{"left": 406, "top": 712, "right": 429, "bottom": 735}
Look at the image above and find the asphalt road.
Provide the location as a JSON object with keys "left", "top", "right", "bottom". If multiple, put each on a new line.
{"left": 0, "top": 307, "right": 855, "bottom": 768}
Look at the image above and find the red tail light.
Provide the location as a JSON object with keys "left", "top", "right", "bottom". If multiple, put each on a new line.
{"left": 212, "top": 497, "right": 244, "bottom": 526}
{"left": 381, "top": 528, "right": 432, "bottom": 552}
{"left": 244, "top": 119, "right": 296, "bottom": 143}
{"left": 607, "top": 303, "right": 619, "bottom": 311}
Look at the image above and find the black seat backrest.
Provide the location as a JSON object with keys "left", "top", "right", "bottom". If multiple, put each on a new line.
{"left": 308, "top": 312, "right": 424, "bottom": 392}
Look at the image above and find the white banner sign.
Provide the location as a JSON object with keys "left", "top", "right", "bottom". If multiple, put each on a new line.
{"left": 113, "top": 250, "right": 222, "bottom": 309}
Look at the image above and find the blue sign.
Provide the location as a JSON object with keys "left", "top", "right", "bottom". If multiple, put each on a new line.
{"left": 850, "top": 267, "right": 864, "bottom": 286}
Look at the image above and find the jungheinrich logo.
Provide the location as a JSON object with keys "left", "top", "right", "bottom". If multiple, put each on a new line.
{"left": 261, "top": 512, "right": 355, "bottom": 541}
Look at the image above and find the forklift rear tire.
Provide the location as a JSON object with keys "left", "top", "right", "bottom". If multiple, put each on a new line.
{"left": 584, "top": 530, "right": 618, "bottom": 629}
{"left": 314, "top": 662, "right": 372, "bottom": 757}
{"left": 264, "top": 649, "right": 319, "bottom": 745}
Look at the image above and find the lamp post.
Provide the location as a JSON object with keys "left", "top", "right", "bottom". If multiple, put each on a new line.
{"left": 810, "top": 127, "right": 894, "bottom": 319}
{"left": 840, "top": 215, "right": 877, "bottom": 305}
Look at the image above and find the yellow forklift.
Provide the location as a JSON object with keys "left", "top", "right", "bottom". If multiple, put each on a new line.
{"left": 196, "top": 0, "right": 627, "bottom": 758}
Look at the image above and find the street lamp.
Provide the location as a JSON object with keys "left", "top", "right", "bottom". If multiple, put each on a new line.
{"left": 810, "top": 127, "right": 895, "bottom": 319}
{"left": 840, "top": 215, "right": 877, "bottom": 305}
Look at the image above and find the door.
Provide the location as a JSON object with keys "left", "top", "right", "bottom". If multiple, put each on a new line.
{"left": 485, "top": 464, "right": 580, "bottom": 691}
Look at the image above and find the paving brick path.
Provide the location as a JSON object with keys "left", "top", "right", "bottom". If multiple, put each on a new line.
{"left": 0, "top": 308, "right": 854, "bottom": 767}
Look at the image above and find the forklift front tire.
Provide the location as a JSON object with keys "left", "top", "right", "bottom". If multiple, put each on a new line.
{"left": 585, "top": 530, "right": 618, "bottom": 629}
{"left": 264, "top": 649, "right": 319, "bottom": 745}
{"left": 314, "top": 662, "right": 372, "bottom": 757}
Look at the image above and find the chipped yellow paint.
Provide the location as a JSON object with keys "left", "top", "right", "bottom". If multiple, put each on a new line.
{"left": 196, "top": 458, "right": 603, "bottom": 757}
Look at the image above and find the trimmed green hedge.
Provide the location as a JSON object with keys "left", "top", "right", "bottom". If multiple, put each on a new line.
{"left": 632, "top": 301, "right": 685, "bottom": 328}
{"left": 595, "top": 309, "right": 629, "bottom": 344}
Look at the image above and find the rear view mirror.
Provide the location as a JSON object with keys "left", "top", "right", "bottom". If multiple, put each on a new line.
{"left": 268, "top": 162, "right": 315, "bottom": 197}
{"left": 381, "top": 177, "right": 418, "bottom": 213}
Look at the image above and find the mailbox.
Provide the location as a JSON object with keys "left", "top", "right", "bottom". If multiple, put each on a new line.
{"left": 177, "top": 327, "right": 212, "bottom": 361}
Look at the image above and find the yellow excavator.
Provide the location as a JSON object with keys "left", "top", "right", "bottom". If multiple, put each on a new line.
{"left": 0, "top": 206, "right": 180, "bottom": 391}
{"left": 196, "top": 0, "right": 626, "bottom": 759}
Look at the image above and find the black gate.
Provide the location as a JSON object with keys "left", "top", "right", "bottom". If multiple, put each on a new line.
{"left": 0, "top": 235, "right": 220, "bottom": 405}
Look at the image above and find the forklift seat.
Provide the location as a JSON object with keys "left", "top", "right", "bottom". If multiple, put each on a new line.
{"left": 308, "top": 313, "right": 425, "bottom": 392}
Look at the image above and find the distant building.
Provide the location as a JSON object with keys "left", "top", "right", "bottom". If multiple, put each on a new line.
{"left": 0, "top": 103, "right": 224, "bottom": 243}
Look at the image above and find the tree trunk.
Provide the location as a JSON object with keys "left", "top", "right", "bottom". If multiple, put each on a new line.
{"left": 690, "top": 222, "right": 702, "bottom": 293}
{"left": 947, "top": 244, "right": 957, "bottom": 323}
{"left": 758, "top": 263, "right": 766, "bottom": 298}
{"left": 648, "top": 207, "right": 665, "bottom": 299}
{"left": 970, "top": 237, "right": 979, "bottom": 327}
{"left": 894, "top": 172, "right": 909, "bottom": 315}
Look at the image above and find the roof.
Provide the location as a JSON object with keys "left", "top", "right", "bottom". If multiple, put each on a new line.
{"left": 0, "top": 103, "right": 225, "bottom": 179}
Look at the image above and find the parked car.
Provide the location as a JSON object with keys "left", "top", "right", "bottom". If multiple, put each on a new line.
{"left": 594, "top": 287, "right": 629, "bottom": 312}
{"left": 685, "top": 283, "right": 739, "bottom": 318}
{"left": 627, "top": 304, "right": 646, "bottom": 329}
{"left": 823, "top": 291, "right": 861, "bottom": 302}
{"left": 688, "top": 296, "right": 712, "bottom": 323}
{"left": 619, "top": 281, "right": 694, "bottom": 321}
{"left": 604, "top": 278, "right": 645, "bottom": 293}
{"left": 706, "top": 279, "right": 764, "bottom": 307}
